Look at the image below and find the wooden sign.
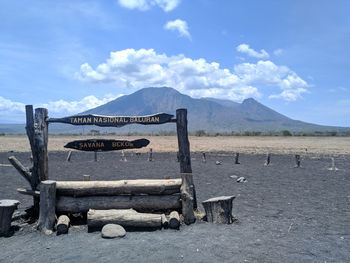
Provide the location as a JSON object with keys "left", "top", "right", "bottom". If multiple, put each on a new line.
{"left": 64, "top": 139, "right": 150, "bottom": 152}
{"left": 48, "top": 113, "right": 174, "bottom": 127}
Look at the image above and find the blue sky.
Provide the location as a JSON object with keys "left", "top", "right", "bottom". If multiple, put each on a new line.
{"left": 0, "top": 0, "right": 349, "bottom": 126}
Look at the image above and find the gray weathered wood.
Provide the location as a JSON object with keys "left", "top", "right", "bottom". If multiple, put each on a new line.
{"left": 202, "top": 195, "right": 235, "bottom": 224}
{"left": 17, "top": 188, "right": 40, "bottom": 197}
{"left": 168, "top": 211, "right": 180, "bottom": 229}
{"left": 180, "top": 173, "right": 195, "bottom": 225}
{"left": 56, "top": 179, "right": 182, "bottom": 196}
{"left": 87, "top": 209, "right": 163, "bottom": 228}
{"left": 295, "top": 154, "right": 301, "bottom": 168}
{"left": 66, "top": 151, "right": 72, "bottom": 162}
{"left": 56, "top": 215, "right": 70, "bottom": 235}
{"left": 176, "top": 109, "right": 192, "bottom": 173}
{"left": 56, "top": 195, "right": 181, "bottom": 213}
{"left": 37, "top": 180, "right": 56, "bottom": 234}
{"left": 234, "top": 152, "right": 240, "bottom": 164}
{"left": 264, "top": 153, "right": 271, "bottom": 166}
{"left": 161, "top": 214, "right": 168, "bottom": 227}
{"left": 33, "top": 108, "right": 49, "bottom": 186}
{"left": 0, "top": 200, "right": 20, "bottom": 237}
{"left": 148, "top": 148, "right": 153, "bottom": 161}
{"left": 25, "top": 105, "right": 35, "bottom": 155}
{"left": 8, "top": 156, "right": 32, "bottom": 186}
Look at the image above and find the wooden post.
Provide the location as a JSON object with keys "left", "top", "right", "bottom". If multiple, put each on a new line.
{"left": 202, "top": 152, "right": 206, "bottom": 163}
{"left": 295, "top": 154, "right": 301, "bottom": 168}
{"left": 66, "top": 151, "right": 72, "bottom": 162}
{"left": 25, "top": 105, "right": 35, "bottom": 154}
{"left": 264, "top": 153, "right": 271, "bottom": 166}
{"left": 33, "top": 108, "right": 49, "bottom": 186}
{"left": 148, "top": 148, "right": 153, "bottom": 162}
{"left": 176, "top": 109, "right": 197, "bottom": 209}
{"left": 180, "top": 173, "right": 195, "bottom": 225}
{"left": 202, "top": 196, "right": 235, "bottom": 224}
{"left": 37, "top": 180, "right": 56, "bottom": 234}
{"left": 234, "top": 153, "right": 240, "bottom": 164}
{"left": 328, "top": 157, "right": 338, "bottom": 171}
{"left": 176, "top": 109, "right": 192, "bottom": 173}
{"left": 0, "top": 200, "right": 20, "bottom": 237}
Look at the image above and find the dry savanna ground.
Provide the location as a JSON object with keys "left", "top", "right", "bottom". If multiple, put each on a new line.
{"left": 1, "top": 135, "right": 350, "bottom": 155}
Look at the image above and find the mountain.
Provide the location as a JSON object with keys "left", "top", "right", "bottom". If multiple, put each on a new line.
{"left": 1, "top": 87, "right": 349, "bottom": 134}
{"left": 82, "top": 87, "right": 349, "bottom": 134}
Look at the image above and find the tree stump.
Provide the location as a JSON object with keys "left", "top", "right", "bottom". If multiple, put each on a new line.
{"left": 37, "top": 180, "right": 56, "bottom": 234}
{"left": 0, "top": 200, "right": 20, "bottom": 237}
{"left": 202, "top": 196, "right": 235, "bottom": 224}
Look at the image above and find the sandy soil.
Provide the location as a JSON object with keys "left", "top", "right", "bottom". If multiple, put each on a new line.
{"left": 0, "top": 150, "right": 349, "bottom": 263}
{"left": 1, "top": 135, "right": 350, "bottom": 154}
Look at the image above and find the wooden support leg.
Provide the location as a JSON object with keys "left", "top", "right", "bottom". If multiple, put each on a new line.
{"left": 37, "top": 180, "right": 56, "bottom": 234}
{"left": 180, "top": 173, "right": 195, "bottom": 225}
{"left": 0, "top": 200, "right": 20, "bottom": 237}
{"left": 202, "top": 196, "right": 235, "bottom": 224}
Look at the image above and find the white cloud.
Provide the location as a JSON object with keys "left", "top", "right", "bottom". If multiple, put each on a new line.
{"left": 0, "top": 95, "right": 122, "bottom": 119}
{"left": 118, "top": 0, "right": 180, "bottom": 12}
{"left": 164, "top": 19, "right": 191, "bottom": 39}
{"left": 236, "top": 43, "right": 269, "bottom": 59}
{"left": 78, "top": 48, "right": 309, "bottom": 102}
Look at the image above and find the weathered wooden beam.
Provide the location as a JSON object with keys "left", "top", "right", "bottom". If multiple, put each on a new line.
{"left": 8, "top": 156, "right": 32, "bottom": 186}
{"left": 56, "top": 195, "right": 181, "bottom": 213}
{"left": 37, "top": 180, "right": 56, "bottom": 234}
{"left": 176, "top": 109, "right": 192, "bottom": 173}
{"left": 17, "top": 188, "right": 40, "bottom": 197}
{"left": 66, "top": 151, "right": 72, "bottom": 162}
{"left": 56, "top": 179, "right": 182, "bottom": 196}
{"left": 56, "top": 215, "right": 70, "bottom": 235}
{"left": 180, "top": 173, "right": 195, "bottom": 225}
{"left": 87, "top": 209, "right": 163, "bottom": 228}
{"left": 33, "top": 108, "right": 49, "bottom": 187}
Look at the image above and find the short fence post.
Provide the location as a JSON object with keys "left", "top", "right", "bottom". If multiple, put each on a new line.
{"left": 66, "top": 151, "right": 72, "bottom": 162}
{"left": 37, "top": 180, "right": 56, "bottom": 234}
{"left": 234, "top": 153, "right": 240, "bottom": 164}
{"left": 264, "top": 153, "right": 271, "bottom": 166}
{"left": 295, "top": 154, "right": 301, "bottom": 168}
{"left": 148, "top": 148, "right": 153, "bottom": 162}
{"left": 202, "top": 152, "right": 206, "bottom": 163}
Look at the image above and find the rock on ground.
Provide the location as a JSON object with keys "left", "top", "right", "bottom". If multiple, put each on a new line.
{"left": 101, "top": 224, "right": 126, "bottom": 239}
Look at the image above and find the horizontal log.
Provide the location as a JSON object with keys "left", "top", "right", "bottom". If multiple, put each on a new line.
{"left": 87, "top": 209, "right": 162, "bottom": 228}
{"left": 17, "top": 188, "right": 40, "bottom": 197}
{"left": 56, "top": 179, "right": 182, "bottom": 196}
{"left": 8, "top": 156, "right": 32, "bottom": 186}
{"left": 56, "top": 195, "right": 181, "bottom": 213}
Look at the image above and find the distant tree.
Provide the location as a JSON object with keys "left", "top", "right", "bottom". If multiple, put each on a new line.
{"left": 194, "top": 130, "right": 206, "bottom": 137}
{"left": 282, "top": 130, "right": 292, "bottom": 136}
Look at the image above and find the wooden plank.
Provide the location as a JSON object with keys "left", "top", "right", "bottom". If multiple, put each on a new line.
{"left": 56, "top": 179, "right": 182, "bottom": 196}
{"left": 64, "top": 138, "right": 150, "bottom": 152}
{"left": 17, "top": 188, "right": 40, "bottom": 197}
{"left": 48, "top": 113, "right": 174, "bottom": 127}
{"left": 56, "top": 195, "right": 181, "bottom": 213}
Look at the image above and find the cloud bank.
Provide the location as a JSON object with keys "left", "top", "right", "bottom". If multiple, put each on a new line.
{"left": 236, "top": 43, "right": 270, "bottom": 59}
{"left": 118, "top": 0, "right": 181, "bottom": 12}
{"left": 78, "top": 48, "right": 309, "bottom": 102}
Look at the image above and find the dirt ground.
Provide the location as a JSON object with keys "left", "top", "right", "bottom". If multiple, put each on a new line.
{"left": 0, "top": 149, "right": 349, "bottom": 263}
{"left": 1, "top": 135, "right": 350, "bottom": 154}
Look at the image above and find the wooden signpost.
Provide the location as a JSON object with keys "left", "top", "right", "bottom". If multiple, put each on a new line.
{"left": 64, "top": 138, "right": 150, "bottom": 152}
{"left": 48, "top": 113, "right": 174, "bottom": 127}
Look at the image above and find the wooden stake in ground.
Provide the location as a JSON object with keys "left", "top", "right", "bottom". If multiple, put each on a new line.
{"left": 295, "top": 154, "right": 301, "bottom": 168}
{"left": 234, "top": 153, "right": 240, "bottom": 164}
{"left": 202, "top": 196, "right": 235, "bottom": 224}
{"left": 37, "top": 180, "right": 56, "bottom": 234}
{"left": 176, "top": 109, "right": 192, "bottom": 173}
{"left": 148, "top": 148, "right": 153, "bottom": 162}
{"left": 0, "top": 200, "right": 20, "bottom": 237}
{"left": 180, "top": 173, "right": 195, "bottom": 225}
{"left": 66, "top": 151, "right": 72, "bottom": 162}
{"left": 328, "top": 157, "right": 339, "bottom": 171}
{"left": 264, "top": 153, "right": 271, "bottom": 166}
{"left": 202, "top": 152, "right": 206, "bottom": 163}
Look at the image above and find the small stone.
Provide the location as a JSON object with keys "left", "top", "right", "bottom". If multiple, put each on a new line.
{"left": 101, "top": 224, "right": 126, "bottom": 239}
{"left": 230, "top": 175, "right": 238, "bottom": 179}
{"left": 215, "top": 161, "right": 221, "bottom": 165}
{"left": 237, "top": 177, "right": 246, "bottom": 183}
